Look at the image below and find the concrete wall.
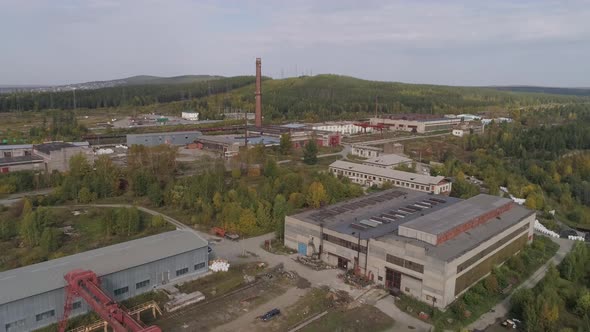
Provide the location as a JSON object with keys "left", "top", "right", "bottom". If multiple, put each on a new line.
{"left": 351, "top": 145, "right": 383, "bottom": 158}
{"left": 329, "top": 166, "right": 451, "bottom": 194}
{"left": 286, "top": 210, "right": 535, "bottom": 308}
{"left": 284, "top": 217, "right": 368, "bottom": 271}
{"left": 0, "top": 162, "right": 42, "bottom": 173}
{"left": 0, "top": 247, "right": 208, "bottom": 332}
{"left": 127, "top": 132, "right": 202, "bottom": 147}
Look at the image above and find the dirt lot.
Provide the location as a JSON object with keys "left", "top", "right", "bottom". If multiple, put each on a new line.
{"left": 155, "top": 263, "right": 302, "bottom": 331}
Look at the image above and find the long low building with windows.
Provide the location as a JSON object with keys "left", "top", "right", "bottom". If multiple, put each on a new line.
{"left": 284, "top": 189, "right": 535, "bottom": 308}
{"left": 0, "top": 230, "right": 208, "bottom": 332}
{"left": 329, "top": 160, "right": 451, "bottom": 194}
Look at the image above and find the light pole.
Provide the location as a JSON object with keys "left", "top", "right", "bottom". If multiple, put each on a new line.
{"left": 72, "top": 88, "right": 77, "bottom": 110}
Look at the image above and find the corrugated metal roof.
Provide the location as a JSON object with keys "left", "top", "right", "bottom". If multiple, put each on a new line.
{"left": 0, "top": 144, "right": 33, "bottom": 150}
{"left": 362, "top": 154, "right": 412, "bottom": 166}
{"left": 330, "top": 160, "right": 445, "bottom": 185}
{"left": 0, "top": 230, "right": 207, "bottom": 306}
{"left": 400, "top": 195, "right": 512, "bottom": 235}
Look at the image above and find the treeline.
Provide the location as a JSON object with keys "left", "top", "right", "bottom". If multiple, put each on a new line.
{"left": 0, "top": 76, "right": 256, "bottom": 112}
{"left": 5, "top": 144, "right": 363, "bottom": 237}
{"left": 0, "top": 203, "right": 168, "bottom": 270}
{"left": 510, "top": 242, "right": 590, "bottom": 331}
{"left": 434, "top": 106, "right": 590, "bottom": 227}
{"left": 207, "top": 75, "right": 590, "bottom": 121}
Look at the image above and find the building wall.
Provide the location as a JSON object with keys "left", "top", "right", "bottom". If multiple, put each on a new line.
{"left": 181, "top": 112, "right": 199, "bottom": 121}
{"left": 285, "top": 210, "right": 535, "bottom": 308}
{"left": 370, "top": 118, "right": 460, "bottom": 134}
{"left": 127, "top": 132, "right": 202, "bottom": 147}
{"left": 368, "top": 213, "right": 535, "bottom": 308}
{"left": 0, "top": 247, "right": 208, "bottom": 332}
{"left": 311, "top": 123, "right": 373, "bottom": 135}
{"left": 329, "top": 166, "right": 451, "bottom": 194}
{"left": 1, "top": 148, "right": 32, "bottom": 158}
{"left": 0, "top": 162, "right": 43, "bottom": 174}
{"left": 351, "top": 145, "right": 383, "bottom": 158}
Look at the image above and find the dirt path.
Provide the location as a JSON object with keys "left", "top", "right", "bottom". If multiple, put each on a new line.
{"left": 467, "top": 237, "right": 575, "bottom": 330}
{"left": 211, "top": 287, "right": 307, "bottom": 332}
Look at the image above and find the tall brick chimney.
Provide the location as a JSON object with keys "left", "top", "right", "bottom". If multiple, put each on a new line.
{"left": 255, "top": 57, "right": 262, "bottom": 127}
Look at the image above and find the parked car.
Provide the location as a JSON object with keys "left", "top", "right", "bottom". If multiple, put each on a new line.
{"left": 260, "top": 308, "right": 281, "bottom": 321}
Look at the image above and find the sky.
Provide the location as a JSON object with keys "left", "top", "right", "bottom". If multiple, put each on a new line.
{"left": 1, "top": 0, "right": 589, "bottom": 87}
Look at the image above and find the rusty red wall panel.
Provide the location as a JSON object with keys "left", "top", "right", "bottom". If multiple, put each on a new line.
{"left": 436, "top": 202, "right": 513, "bottom": 245}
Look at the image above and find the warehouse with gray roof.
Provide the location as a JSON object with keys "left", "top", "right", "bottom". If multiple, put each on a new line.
{"left": 284, "top": 189, "right": 535, "bottom": 308}
{"left": 0, "top": 230, "right": 208, "bottom": 332}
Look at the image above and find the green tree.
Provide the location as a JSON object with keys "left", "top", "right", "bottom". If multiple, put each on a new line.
{"left": 237, "top": 208, "right": 257, "bottom": 235}
{"left": 151, "top": 214, "right": 167, "bottom": 228}
{"left": 576, "top": 292, "right": 590, "bottom": 317}
{"left": 256, "top": 200, "right": 273, "bottom": 231}
{"left": 148, "top": 183, "right": 164, "bottom": 207}
{"left": 273, "top": 194, "right": 288, "bottom": 240}
{"left": 303, "top": 140, "right": 318, "bottom": 165}
{"left": 22, "top": 198, "right": 33, "bottom": 217}
{"left": 77, "top": 187, "right": 95, "bottom": 204}
{"left": 20, "top": 212, "right": 42, "bottom": 247}
{"left": 306, "top": 181, "right": 328, "bottom": 208}
{"left": 40, "top": 227, "right": 59, "bottom": 253}
{"left": 280, "top": 133, "right": 292, "bottom": 155}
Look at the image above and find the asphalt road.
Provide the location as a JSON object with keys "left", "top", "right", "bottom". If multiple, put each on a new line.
{"left": 0, "top": 188, "right": 53, "bottom": 206}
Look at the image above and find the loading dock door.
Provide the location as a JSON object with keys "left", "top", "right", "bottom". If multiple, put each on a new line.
{"left": 385, "top": 267, "right": 402, "bottom": 293}
{"left": 298, "top": 242, "right": 307, "bottom": 256}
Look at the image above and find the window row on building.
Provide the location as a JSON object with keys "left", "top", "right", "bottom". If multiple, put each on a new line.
{"left": 386, "top": 254, "right": 425, "bottom": 274}
{"left": 322, "top": 233, "right": 367, "bottom": 254}
{"left": 333, "top": 168, "right": 434, "bottom": 192}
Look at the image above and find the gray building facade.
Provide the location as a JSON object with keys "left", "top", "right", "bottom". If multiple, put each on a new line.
{"left": 126, "top": 131, "right": 202, "bottom": 147}
{"left": 0, "top": 230, "right": 208, "bottom": 332}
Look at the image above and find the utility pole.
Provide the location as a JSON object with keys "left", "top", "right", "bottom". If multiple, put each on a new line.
{"left": 73, "top": 88, "right": 77, "bottom": 110}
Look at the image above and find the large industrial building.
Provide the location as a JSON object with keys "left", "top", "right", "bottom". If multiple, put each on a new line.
{"left": 329, "top": 160, "right": 451, "bottom": 194}
{"left": 126, "top": 130, "right": 202, "bottom": 147}
{"left": 0, "top": 230, "right": 208, "bottom": 332}
{"left": 0, "top": 142, "right": 94, "bottom": 174}
{"left": 284, "top": 189, "right": 535, "bottom": 308}
{"left": 369, "top": 114, "right": 462, "bottom": 134}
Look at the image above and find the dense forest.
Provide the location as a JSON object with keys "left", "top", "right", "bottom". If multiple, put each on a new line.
{"left": 433, "top": 104, "right": 590, "bottom": 229}
{"left": 3, "top": 74, "right": 589, "bottom": 123}
{"left": 510, "top": 242, "right": 590, "bottom": 331}
{"left": 0, "top": 76, "right": 256, "bottom": 112}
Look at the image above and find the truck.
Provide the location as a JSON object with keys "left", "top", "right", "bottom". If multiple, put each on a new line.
{"left": 211, "top": 227, "right": 240, "bottom": 241}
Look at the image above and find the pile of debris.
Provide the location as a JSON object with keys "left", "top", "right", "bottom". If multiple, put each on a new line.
{"left": 162, "top": 285, "right": 205, "bottom": 312}
{"left": 338, "top": 270, "right": 373, "bottom": 288}
{"left": 295, "top": 256, "right": 329, "bottom": 270}
{"left": 209, "top": 259, "right": 230, "bottom": 272}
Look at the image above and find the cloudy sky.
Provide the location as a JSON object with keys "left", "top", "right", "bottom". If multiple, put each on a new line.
{"left": 1, "top": 0, "right": 589, "bottom": 86}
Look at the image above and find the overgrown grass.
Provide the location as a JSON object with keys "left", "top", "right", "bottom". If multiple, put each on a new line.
{"left": 276, "top": 287, "right": 334, "bottom": 330}
{"left": 301, "top": 305, "right": 394, "bottom": 332}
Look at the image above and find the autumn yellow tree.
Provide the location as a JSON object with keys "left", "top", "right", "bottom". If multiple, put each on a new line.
{"left": 306, "top": 181, "right": 328, "bottom": 208}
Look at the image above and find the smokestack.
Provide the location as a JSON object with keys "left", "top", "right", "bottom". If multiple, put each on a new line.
{"left": 255, "top": 57, "right": 262, "bottom": 128}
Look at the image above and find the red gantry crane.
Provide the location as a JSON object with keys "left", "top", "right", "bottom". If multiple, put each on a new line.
{"left": 58, "top": 269, "right": 162, "bottom": 332}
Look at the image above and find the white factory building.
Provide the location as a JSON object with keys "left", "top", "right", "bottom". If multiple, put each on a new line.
{"left": 181, "top": 111, "right": 200, "bottom": 121}
{"left": 310, "top": 121, "right": 373, "bottom": 135}
{"left": 329, "top": 160, "right": 451, "bottom": 194}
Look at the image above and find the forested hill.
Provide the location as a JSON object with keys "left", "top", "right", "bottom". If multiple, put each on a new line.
{"left": 206, "top": 75, "right": 590, "bottom": 121}
{"left": 490, "top": 86, "right": 590, "bottom": 97}
{"left": 1, "top": 74, "right": 588, "bottom": 117}
{"left": 0, "top": 76, "right": 256, "bottom": 112}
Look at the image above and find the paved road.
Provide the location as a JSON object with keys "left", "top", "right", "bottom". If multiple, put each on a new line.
{"left": 0, "top": 188, "right": 53, "bottom": 206}
{"left": 467, "top": 237, "right": 575, "bottom": 331}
